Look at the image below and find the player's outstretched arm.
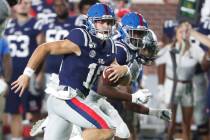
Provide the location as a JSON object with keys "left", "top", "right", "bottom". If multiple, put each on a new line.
{"left": 98, "top": 76, "right": 151, "bottom": 104}
{"left": 11, "top": 40, "right": 81, "bottom": 97}
{"left": 124, "top": 102, "right": 172, "bottom": 122}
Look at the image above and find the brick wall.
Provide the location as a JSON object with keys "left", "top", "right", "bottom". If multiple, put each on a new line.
{"left": 131, "top": 3, "right": 178, "bottom": 74}
{"left": 131, "top": 3, "right": 178, "bottom": 41}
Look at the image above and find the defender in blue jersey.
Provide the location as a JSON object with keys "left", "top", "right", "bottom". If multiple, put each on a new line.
{"left": 97, "top": 12, "right": 171, "bottom": 122}
{"left": 3, "top": 0, "right": 43, "bottom": 139}
{"left": 11, "top": 3, "right": 133, "bottom": 140}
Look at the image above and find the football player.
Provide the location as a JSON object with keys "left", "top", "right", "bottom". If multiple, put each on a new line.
{"left": 29, "top": 12, "right": 171, "bottom": 140}
{"left": 11, "top": 3, "right": 135, "bottom": 140}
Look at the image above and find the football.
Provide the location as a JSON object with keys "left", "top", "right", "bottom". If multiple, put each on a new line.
{"left": 102, "top": 67, "right": 120, "bottom": 87}
{"left": 102, "top": 67, "right": 130, "bottom": 87}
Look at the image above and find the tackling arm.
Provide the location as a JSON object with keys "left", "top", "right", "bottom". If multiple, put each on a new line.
{"left": 97, "top": 76, "right": 132, "bottom": 102}
{"left": 108, "top": 59, "right": 131, "bottom": 85}
{"left": 97, "top": 79, "right": 171, "bottom": 121}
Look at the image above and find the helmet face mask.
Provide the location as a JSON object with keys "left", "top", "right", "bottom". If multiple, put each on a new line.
{"left": 138, "top": 44, "right": 158, "bottom": 65}
{"left": 87, "top": 3, "right": 116, "bottom": 40}
{"left": 138, "top": 29, "right": 159, "bottom": 65}
{"left": 119, "top": 12, "right": 149, "bottom": 50}
{"left": 119, "top": 12, "right": 159, "bottom": 65}
{"left": 126, "top": 29, "right": 148, "bottom": 50}
{"left": 91, "top": 18, "right": 116, "bottom": 40}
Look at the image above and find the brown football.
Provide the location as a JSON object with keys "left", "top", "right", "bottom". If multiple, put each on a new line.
{"left": 102, "top": 67, "right": 120, "bottom": 87}
{"left": 102, "top": 67, "right": 129, "bottom": 87}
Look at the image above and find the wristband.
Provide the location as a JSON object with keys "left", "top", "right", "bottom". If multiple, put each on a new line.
{"left": 23, "top": 67, "right": 34, "bottom": 78}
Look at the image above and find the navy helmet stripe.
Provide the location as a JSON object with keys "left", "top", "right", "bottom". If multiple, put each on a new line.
{"left": 103, "top": 4, "right": 110, "bottom": 15}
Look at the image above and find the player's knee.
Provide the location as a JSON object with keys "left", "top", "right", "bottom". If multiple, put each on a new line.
{"left": 115, "top": 122, "right": 130, "bottom": 139}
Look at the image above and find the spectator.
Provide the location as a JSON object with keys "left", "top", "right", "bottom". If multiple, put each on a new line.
{"left": 156, "top": 22, "right": 207, "bottom": 140}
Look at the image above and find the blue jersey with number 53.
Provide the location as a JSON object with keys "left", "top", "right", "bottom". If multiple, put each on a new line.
{"left": 59, "top": 28, "right": 115, "bottom": 96}
{"left": 4, "top": 18, "right": 43, "bottom": 81}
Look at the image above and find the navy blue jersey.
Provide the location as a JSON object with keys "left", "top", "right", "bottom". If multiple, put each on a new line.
{"left": 163, "top": 20, "right": 178, "bottom": 40}
{"left": 31, "top": 0, "right": 56, "bottom": 24}
{"left": 43, "top": 17, "right": 78, "bottom": 41}
{"left": 115, "top": 40, "right": 142, "bottom": 81}
{"left": 115, "top": 40, "right": 141, "bottom": 64}
{"left": 115, "top": 40, "right": 130, "bottom": 65}
{"left": 4, "top": 17, "right": 42, "bottom": 82}
{"left": 59, "top": 28, "right": 116, "bottom": 96}
{"left": 43, "top": 17, "right": 78, "bottom": 74}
